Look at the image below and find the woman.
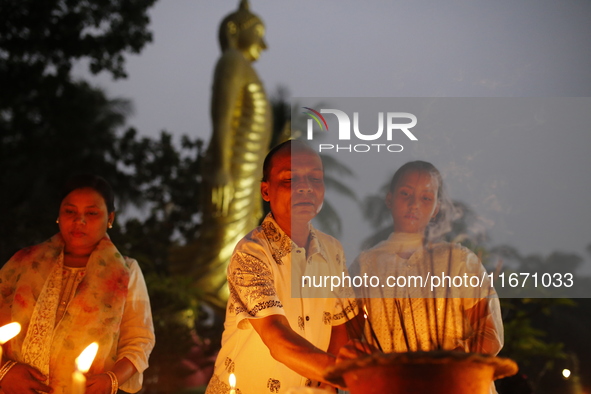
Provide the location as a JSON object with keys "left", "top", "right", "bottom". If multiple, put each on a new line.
{"left": 353, "top": 161, "right": 503, "bottom": 355}
{"left": 0, "top": 174, "right": 155, "bottom": 394}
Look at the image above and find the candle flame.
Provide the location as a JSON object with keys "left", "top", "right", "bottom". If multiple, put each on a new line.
{"left": 0, "top": 322, "right": 21, "bottom": 344}
{"left": 75, "top": 343, "right": 98, "bottom": 373}
{"left": 229, "top": 373, "right": 236, "bottom": 388}
{"left": 363, "top": 305, "right": 368, "bottom": 319}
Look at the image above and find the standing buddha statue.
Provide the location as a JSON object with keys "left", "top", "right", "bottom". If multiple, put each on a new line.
{"left": 194, "top": 0, "right": 273, "bottom": 308}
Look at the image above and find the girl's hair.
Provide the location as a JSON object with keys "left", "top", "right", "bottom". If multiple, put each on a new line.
{"left": 60, "top": 174, "right": 115, "bottom": 213}
{"left": 389, "top": 161, "right": 459, "bottom": 240}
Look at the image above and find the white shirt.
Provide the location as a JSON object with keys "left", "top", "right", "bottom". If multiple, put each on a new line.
{"left": 206, "top": 214, "right": 356, "bottom": 394}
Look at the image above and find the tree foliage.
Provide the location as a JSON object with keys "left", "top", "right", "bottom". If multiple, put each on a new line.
{"left": 111, "top": 130, "right": 205, "bottom": 273}
{"left": 0, "top": 81, "right": 142, "bottom": 261}
{"left": 0, "top": 0, "right": 157, "bottom": 263}
{"left": 0, "top": 0, "right": 156, "bottom": 80}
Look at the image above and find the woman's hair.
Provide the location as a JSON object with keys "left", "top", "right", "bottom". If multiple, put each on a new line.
{"left": 60, "top": 174, "right": 115, "bottom": 213}
{"left": 389, "top": 161, "right": 459, "bottom": 240}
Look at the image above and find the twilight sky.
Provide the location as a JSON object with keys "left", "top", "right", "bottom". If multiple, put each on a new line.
{"left": 75, "top": 0, "right": 591, "bottom": 276}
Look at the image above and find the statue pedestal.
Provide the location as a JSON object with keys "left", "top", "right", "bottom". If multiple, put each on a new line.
{"left": 325, "top": 351, "right": 518, "bottom": 394}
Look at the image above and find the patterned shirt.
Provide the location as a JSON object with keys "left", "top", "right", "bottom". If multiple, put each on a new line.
{"left": 206, "top": 214, "right": 356, "bottom": 394}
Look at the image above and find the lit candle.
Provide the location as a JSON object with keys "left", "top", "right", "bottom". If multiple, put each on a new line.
{"left": 229, "top": 373, "right": 236, "bottom": 394}
{"left": 0, "top": 322, "right": 21, "bottom": 363}
{"left": 72, "top": 343, "right": 98, "bottom": 394}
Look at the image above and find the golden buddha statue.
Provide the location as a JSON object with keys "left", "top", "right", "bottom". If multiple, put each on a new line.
{"left": 207, "top": 0, "right": 271, "bottom": 215}
{"left": 187, "top": 0, "right": 272, "bottom": 308}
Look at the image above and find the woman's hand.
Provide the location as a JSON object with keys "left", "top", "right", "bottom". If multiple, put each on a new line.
{"left": 0, "top": 362, "right": 52, "bottom": 393}
{"left": 85, "top": 373, "right": 113, "bottom": 394}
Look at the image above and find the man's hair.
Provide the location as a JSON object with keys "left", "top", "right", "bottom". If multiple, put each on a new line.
{"left": 262, "top": 140, "right": 318, "bottom": 182}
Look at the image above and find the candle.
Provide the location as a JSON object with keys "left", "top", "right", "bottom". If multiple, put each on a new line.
{"left": 72, "top": 369, "right": 86, "bottom": 394}
{"left": 0, "top": 322, "right": 21, "bottom": 363}
{"left": 72, "top": 342, "right": 98, "bottom": 394}
{"left": 229, "top": 373, "right": 236, "bottom": 394}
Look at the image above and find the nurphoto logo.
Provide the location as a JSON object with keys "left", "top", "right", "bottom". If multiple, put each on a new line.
{"left": 302, "top": 107, "right": 418, "bottom": 153}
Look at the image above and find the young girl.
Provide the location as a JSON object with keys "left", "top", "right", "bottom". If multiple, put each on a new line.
{"left": 355, "top": 161, "right": 503, "bottom": 356}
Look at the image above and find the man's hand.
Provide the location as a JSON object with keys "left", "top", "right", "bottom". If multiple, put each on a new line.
{"left": 249, "top": 315, "right": 346, "bottom": 389}
{"left": 317, "top": 382, "right": 338, "bottom": 392}
{"left": 336, "top": 339, "right": 378, "bottom": 363}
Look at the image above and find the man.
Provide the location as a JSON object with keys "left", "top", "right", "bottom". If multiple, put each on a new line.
{"left": 205, "top": 141, "right": 356, "bottom": 394}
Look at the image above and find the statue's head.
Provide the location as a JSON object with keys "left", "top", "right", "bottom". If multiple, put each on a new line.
{"left": 219, "top": 0, "right": 267, "bottom": 61}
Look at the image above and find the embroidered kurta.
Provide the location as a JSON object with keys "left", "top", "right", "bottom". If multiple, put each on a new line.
{"left": 206, "top": 214, "right": 356, "bottom": 394}
{"left": 0, "top": 234, "right": 155, "bottom": 394}
{"left": 355, "top": 233, "right": 503, "bottom": 355}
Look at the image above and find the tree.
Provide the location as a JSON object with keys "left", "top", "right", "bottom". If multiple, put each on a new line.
{"left": 0, "top": 0, "right": 157, "bottom": 263}
{"left": 0, "top": 81, "right": 143, "bottom": 262}
{"left": 0, "top": 2, "right": 216, "bottom": 391}
{"left": 0, "top": 0, "right": 156, "bottom": 80}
